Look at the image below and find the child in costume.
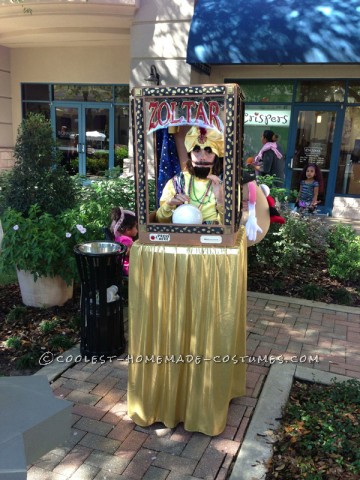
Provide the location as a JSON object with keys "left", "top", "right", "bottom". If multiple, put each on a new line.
{"left": 110, "top": 207, "right": 137, "bottom": 276}
{"left": 295, "top": 163, "right": 323, "bottom": 214}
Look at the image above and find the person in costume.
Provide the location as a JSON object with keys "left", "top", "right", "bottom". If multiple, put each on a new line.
{"left": 110, "top": 207, "right": 137, "bottom": 276}
{"left": 155, "top": 126, "right": 225, "bottom": 224}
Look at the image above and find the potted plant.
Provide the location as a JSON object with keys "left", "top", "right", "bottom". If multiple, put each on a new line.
{"left": 0, "top": 113, "right": 84, "bottom": 307}
{"left": 0, "top": 205, "right": 91, "bottom": 306}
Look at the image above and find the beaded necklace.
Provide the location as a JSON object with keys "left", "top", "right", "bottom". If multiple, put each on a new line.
{"left": 188, "top": 176, "right": 213, "bottom": 210}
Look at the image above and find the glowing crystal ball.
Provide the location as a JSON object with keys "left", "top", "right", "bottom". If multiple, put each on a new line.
{"left": 172, "top": 204, "right": 203, "bottom": 225}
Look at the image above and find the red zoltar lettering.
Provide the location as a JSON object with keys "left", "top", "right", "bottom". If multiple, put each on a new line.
{"left": 147, "top": 99, "right": 223, "bottom": 132}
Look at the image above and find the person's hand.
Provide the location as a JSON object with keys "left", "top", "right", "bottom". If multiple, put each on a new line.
{"left": 167, "top": 193, "right": 190, "bottom": 207}
{"left": 207, "top": 174, "right": 224, "bottom": 205}
{"left": 245, "top": 215, "right": 263, "bottom": 241}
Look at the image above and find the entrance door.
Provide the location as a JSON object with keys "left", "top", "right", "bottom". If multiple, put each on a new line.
{"left": 286, "top": 105, "right": 343, "bottom": 214}
{"left": 54, "top": 103, "right": 113, "bottom": 176}
{"left": 55, "top": 105, "right": 81, "bottom": 174}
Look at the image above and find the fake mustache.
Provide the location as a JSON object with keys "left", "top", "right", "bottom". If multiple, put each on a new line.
{"left": 192, "top": 161, "right": 214, "bottom": 167}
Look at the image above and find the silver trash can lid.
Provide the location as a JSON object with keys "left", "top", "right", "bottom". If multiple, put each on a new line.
{"left": 75, "top": 241, "right": 125, "bottom": 255}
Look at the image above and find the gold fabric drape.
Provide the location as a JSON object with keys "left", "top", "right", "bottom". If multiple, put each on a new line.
{"left": 128, "top": 228, "right": 247, "bottom": 436}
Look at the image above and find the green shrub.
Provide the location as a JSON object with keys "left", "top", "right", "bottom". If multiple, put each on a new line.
{"left": 301, "top": 283, "right": 326, "bottom": 301}
{"left": 327, "top": 225, "right": 360, "bottom": 282}
{"left": 0, "top": 170, "right": 13, "bottom": 216}
{"left": 0, "top": 205, "right": 93, "bottom": 284}
{"left": 86, "top": 157, "right": 108, "bottom": 175}
{"left": 115, "top": 146, "right": 128, "bottom": 171}
{"left": 249, "top": 214, "right": 329, "bottom": 273}
{"left": 256, "top": 175, "right": 298, "bottom": 203}
{"left": 3, "top": 113, "right": 77, "bottom": 216}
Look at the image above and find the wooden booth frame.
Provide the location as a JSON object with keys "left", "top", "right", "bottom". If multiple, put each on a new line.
{"left": 131, "top": 84, "right": 245, "bottom": 246}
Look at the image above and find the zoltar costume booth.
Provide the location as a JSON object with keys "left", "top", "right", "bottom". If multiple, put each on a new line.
{"left": 127, "top": 84, "right": 270, "bottom": 436}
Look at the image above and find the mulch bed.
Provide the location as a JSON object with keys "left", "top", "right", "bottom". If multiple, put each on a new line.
{"left": 248, "top": 261, "right": 360, "bottom": 307}
{"left": 0, "top": 283, "right": 81, "bottom": 376}
{"left": 265, "top": 380, "right": 360, "bottom": 480}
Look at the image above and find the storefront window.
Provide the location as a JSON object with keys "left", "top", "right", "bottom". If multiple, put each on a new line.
{"left": 232, "top": 80, "right": 293, "bottom": 103}
{"left": 53, "top": 84, "right": 113, "bottom": 102}
{"left": 115, "top": 86, "right": 129, "bottom": 103}
{"left": 347, "top": 81, "right": 360, "bottom": 104}
{"left": 243, "top": 105, "right": 291, "bottom": 166}
{"left": 22, "top": 84, "right": 49, "bottom": 101}
{"left": 22, "top": 102, "right": 50, "bottom": 120}
{"left": 115, "top": 106, "right": 129, "bottom": 146}
{"left": 336, "top": 106, "right": 360, "bottom": 195}
{"left": 296, "top": 81, "right": 345, "bottom": 103}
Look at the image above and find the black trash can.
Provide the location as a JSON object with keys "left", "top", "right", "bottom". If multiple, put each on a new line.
{"left": 74, "top": 241, "right": 127, "bottom": 357}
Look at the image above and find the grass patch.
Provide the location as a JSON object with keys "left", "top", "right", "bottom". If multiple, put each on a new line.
{"left": 331, "top": 288, "right": 354, "bottom": 306}
{"left": 5, "top": 336, "right": 22, "bottom": 349}
{"left": 15, "top": 352, "right": 39, "bottom": 370}
{"left": 301, "top": 284, "right": 326, "bottom": 301}
{"left": 267, "top": 379, "right": 360, "bottom": 479}
{"left": 38, "top": 318, "right": 59, "bottom": 334}
{"left": 48, "top": 334, "right": 74, "bottom": 351}
{"left": 5, "top": 305, "right": 28, "bottom": 324}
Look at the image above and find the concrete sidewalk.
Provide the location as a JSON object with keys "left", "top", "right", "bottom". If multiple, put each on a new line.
{"left": 27, "top": 292, "right": 360, "bottom": 480}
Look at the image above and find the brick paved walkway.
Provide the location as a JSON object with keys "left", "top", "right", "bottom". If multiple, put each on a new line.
{"left": 27, "top": 292, "right": 360, "bottom": 480}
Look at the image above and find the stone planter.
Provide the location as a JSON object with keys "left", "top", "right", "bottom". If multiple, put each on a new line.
{"left": 16, "top": 269, "right": 73, "bottom": 308}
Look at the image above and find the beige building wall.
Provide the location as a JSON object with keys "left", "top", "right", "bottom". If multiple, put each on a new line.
{"left": 127, "top": 0, "right": 195, "bottom": 173}
{"left": 10, "top": 45, "right": 130, "bottom": 144}
{"left": 0, "top": 46, "right": 14, "bottom": 170}
{"left": 130, "top": 0, "right": 194, "bottom": 88}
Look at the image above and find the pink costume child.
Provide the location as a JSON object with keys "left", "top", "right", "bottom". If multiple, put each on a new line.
{"left": 110, "top": 207, "right": 137, "bottom": 276}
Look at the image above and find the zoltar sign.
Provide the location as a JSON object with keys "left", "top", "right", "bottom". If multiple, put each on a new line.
{"left": 131, "top": 84, "right": 245, "bottom": 247}
{"left": 147, "top": 99, "right": 224, "bottom": 133}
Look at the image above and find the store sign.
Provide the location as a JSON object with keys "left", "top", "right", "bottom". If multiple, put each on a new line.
{"left": 146, "top": 99, "right": 224, "bottom": 133}
{"left": 245, "top": 110, "right": 291, "bottom": 127}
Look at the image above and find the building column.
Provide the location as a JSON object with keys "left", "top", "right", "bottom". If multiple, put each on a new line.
{"left": 125, "top": 0, "right": 194, "bottom": 176}
{"left": 0, "top": 46, "right": 14, "bottom": 171}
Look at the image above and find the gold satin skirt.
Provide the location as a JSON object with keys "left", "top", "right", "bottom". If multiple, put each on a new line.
{"left": 128, "top": 228, "right": 247, "bottom": 436}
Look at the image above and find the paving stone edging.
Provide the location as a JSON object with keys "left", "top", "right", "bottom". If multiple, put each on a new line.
{"left": 247, "top": 291, "right": 360, "bottom": 314}
{"left": 229, "top": 364, "right": 355, "bottom": 480}
{"left": 34, "top": 345, "right": 80, "bottom": 382}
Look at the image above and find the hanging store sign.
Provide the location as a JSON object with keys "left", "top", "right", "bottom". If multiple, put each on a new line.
{"left": 245, "top": 109, "right": 291, "bottom": 127}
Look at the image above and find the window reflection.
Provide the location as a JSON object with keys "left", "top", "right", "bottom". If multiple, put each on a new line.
{"left": 227, "top": 80, "right": 293, "bottom": 103}
{"left": 23, "top": 102, "right": 50, "bottom": 120}
{"left": 336, "top": 107, "right": 360, "bottom": 195}
{"left": 53, "top": 85, "right": 112, "bottom": 102}
{"left": 296, "top": 81, "right": 345, "bottom": 102}
{"left": 115, "top": 86, "right": 130, "bottom": 103}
